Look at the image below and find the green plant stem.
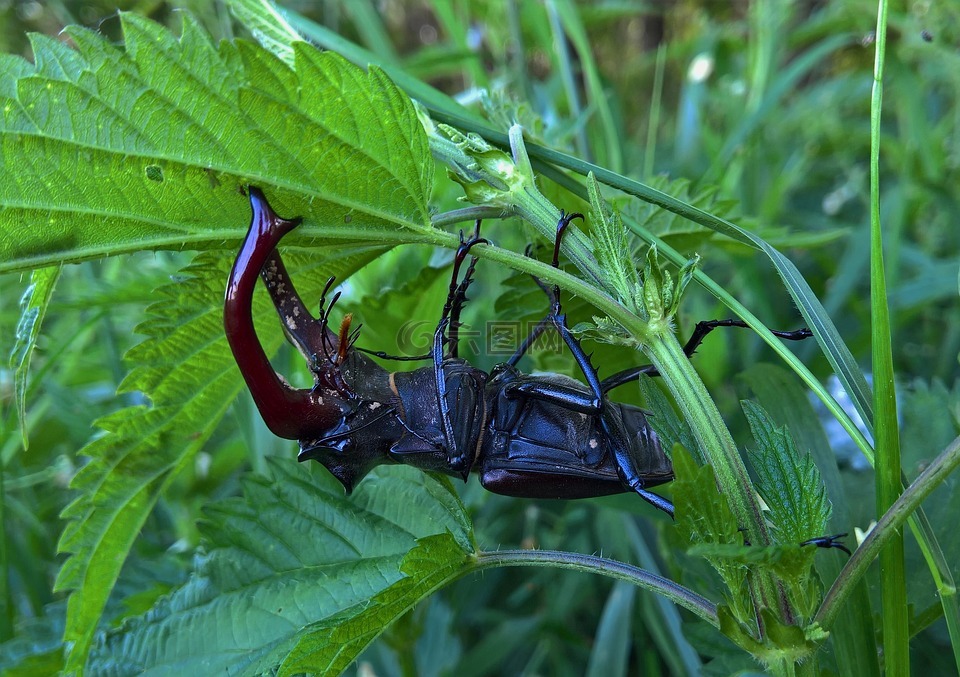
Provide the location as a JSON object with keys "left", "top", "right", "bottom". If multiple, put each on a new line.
{"left": 429, "top": 132, "right": 956, "bottom": 651}
{"left": 816, "top": 435, "right": 960, "bottom": 629}
{"left": 639, "top": 330, "right": 785, "bottom": 626}
{"left": 430, "top": 206, "right": 510, "bottom": 228}
{"left": 474, "top": 549, "right": 718, "bottom": 626}
{"left": 867, "top": 2, "right": 908, "bottom": 675}
{"left": 426, "top": 107, "right": 875, "bottom": 444}
{"left": 642, "top": 334, "right": 765, "bottom": 545}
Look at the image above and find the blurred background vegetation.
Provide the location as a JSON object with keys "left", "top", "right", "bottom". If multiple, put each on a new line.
{"left": 1, "top": 0, "right": 958, "bottom": 674}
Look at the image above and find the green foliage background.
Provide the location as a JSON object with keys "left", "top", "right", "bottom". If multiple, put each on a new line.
{"left": 0, "top": 1, "right": 958, "bottom": 675}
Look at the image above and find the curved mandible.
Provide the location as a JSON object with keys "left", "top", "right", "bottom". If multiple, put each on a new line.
{"left": 224, "top": 187, "right": 343, "bottom": 439}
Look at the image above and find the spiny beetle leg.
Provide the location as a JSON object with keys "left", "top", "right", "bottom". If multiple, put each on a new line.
{"left": 355, "top": 222, "right": 487, "bottom": 363}
{"left": 506, "top": 211, "right": 584, "bottom": 367}
{"left": 601, "top": 320, "right": 814, "bottom": 393}
{"left": 439, "top": 221, "right": 489, "bottom": 358}
{"left": 433, "top": 234, "right": 488, "bottom": 479}
{"left": 447, "top": 250, "right": 481, "bottom": 358}
{"left": 503, "top": 211, "right": 604, "bottom": 412}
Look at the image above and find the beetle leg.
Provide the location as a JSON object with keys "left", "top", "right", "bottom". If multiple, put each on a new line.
{"left": 441, "top": 221, "right": 488, "bottom": 358}
{"left": 509, "top": 211, "right": 675, "bottom": 516}
{"left": 505, "top": 211, "right": 583, "bottom": 367}
{"left": 503, "top": 212, "right": 603, "bottom": 412}
{"left": 505, "top": 315, "right": 551, "bottom": 368}
{"left": 800, "top": 533, "right": 851, "bottom": 555}
{"left": 354, "top": 221, "right": 487, "bottom": 363}
{"left": 629, "top": 486, "right": 675, "bottom": 517}
{"left": 447, "top": 252, "right": 481, "bottom": 358}
{"left": 502, "top": 318, "right": 603, "bottom": 413}
{"left": 432, "top": 232, "right": 488, "bottom": 476}
{"left": 225, "top": 187, "right": 343, "bottom": 440}
{"left": 600, "top": 320, "right": 813, "bottom": 393}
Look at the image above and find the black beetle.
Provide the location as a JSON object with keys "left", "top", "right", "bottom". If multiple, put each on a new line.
{"left": 225, "top": 187, "right": 843, "bottom": 538}
{"left": 225, "top": 188, "right": 676, "bottom": 513}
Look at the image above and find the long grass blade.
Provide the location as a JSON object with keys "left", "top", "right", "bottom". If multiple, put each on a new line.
{"left": 869, "top": 3, "right": 909, "bottom": 674}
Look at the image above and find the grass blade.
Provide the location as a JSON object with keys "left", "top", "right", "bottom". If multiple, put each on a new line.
{"left": 869, "top": 2, "right": 908, "bottom": 674}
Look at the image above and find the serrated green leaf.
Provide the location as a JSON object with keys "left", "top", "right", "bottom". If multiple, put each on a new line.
{"left": 736, "top": 364, "right": 879, "bottom": 677}
{"left": 671, "top": 446, "right": 751, "bottom": 621}
{"left": 55, "top": 247, "right": 381, "bottom": 674}
{"left": 0, "top": 13, "right": 433, "bottom": 274}
{"left": 586, "top": 172, "right": 638, "bottom": 308}
{"left": 626, "top": 176, "right": 739, "bottom": 254}
{"left": 742, "top": 400, "right": 831, "bottom": 546}
{"left": 279, "top": 533, "right": 468, "bottom": 676}
{"left": 227, "top": 0, "right": 301, "bottom": 65}
{"left": 8, "top": 265, "right": 60, "bottom": 447}
{"left": 741, "top": 401, "right": 833, "bottom": 621}
{"left": 86, "top": 462, "right": 472, "bottom": 676}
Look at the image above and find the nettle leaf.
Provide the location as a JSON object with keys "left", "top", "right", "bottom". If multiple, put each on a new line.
{"left": 671, "top": 446, "right": 752, "bottom": 621}
{"left": 626, "top": 176, "right": 741, "bottom": 254}
{"left": 586, "top": 172, "right": 638, "bottom": 307}
{"left": 0, "top": 12, "right": 434, "bottom": 274}
{"left": 741, "top": 402, "right": 832, "bottom": 618}
{"left": 87, "top": 461, "right": 474, "bottom": 676}
{"left": 742, "top": 400, "right": 831, "bottom": 547}
{"left": 54, "top": 246, "right": 383, "bottom": 673}
{"left": 3, "top": 11, "right": 436, "bottom": 673}
{"left": 8, "top": 265, "right": 60, "bottom": 446}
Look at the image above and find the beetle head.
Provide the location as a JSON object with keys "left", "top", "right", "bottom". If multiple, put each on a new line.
{"left": 297, "top": 347, "right": 404, "bottom": 492}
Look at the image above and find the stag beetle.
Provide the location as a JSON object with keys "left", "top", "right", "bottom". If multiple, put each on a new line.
{"left": 225, "top": 187, "right": 825, "bottom": 522}
{"left": 225, "top": 187, "right": 683, "bottom": 514}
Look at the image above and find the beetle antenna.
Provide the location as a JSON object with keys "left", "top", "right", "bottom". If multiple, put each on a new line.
{"left": 318, "top": 291, "right": 344, "bottom": 363}
{"left": 346, "top": 323, "right": 363, "bottom": 353}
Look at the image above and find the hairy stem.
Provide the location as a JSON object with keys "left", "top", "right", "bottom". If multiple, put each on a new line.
{"left": 474, "top": 549, "right": 718, "bottom": 626}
